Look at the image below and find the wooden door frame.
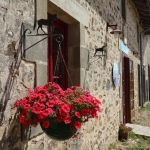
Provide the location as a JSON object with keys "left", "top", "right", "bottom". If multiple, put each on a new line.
{"left": 124, "top": 56, "right": 131, "bottom": 123}
{"left": 122, "top": 53, "right": 126, "bottom": 123}
{"left": 122, "top": 53, "right": 131, "bottom": 123}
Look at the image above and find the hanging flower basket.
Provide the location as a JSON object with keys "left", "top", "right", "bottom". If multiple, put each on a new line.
{"left": 40, "top": 119, "right": 77, "bottom": 141}
{"left": 13, "top": 82, "right": 102, "bottom": 140}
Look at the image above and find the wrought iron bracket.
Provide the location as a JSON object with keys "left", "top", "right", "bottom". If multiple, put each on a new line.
{"left": 90, "top": 45, "right": 107, "bottom": 64}
{"left": 23, "top": 28, "right": 63, "bottom": 58}
{"left": 22, "top": 14, "right": 63, "bottom": 58}
{"left": 87, "top": 45, "right": 107, "bottom": 70}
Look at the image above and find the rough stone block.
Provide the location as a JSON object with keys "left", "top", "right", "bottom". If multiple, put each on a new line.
{"left": 80, "top": 47, "right": 89, "bottom": 69}
{"left": 36, "top": 62, "right": 47, "bottom": 86}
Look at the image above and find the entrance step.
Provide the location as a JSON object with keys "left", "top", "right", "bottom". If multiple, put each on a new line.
{"left": 126, "top": 123, "right": 150, "bottom": 137}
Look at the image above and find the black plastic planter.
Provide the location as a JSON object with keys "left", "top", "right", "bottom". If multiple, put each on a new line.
{"left": 118, "top": 130, "right": 129, "bottom": 141}
{"left": 40, "top": 120, "right": 77, "bottom": 141}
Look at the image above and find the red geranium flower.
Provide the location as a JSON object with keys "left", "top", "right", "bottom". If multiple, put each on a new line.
{"left": 59, "top": 104, "right": 70, "bottom": 116}
{"left": 14, "top": 100, "right": 20, "bottom": 108}
{"left": 32, "top": 107, "right": 42, "bottom": 114}
{"left": 64, "top": 115, "right": 71, "bottom": 124}
{"left": 74, "top": 121, "right": 81, "bottom": 129}
{"left": 23, "top": 104, "right": 31, "bottom": 110}
{"left": 75, "top": 112, "right": 81, "bottom": 118}
{"left": 42, "top": 121, "right": 50, "bottom": 128}
{"left": 46, "top": 100, "right": 56, "bottom": 107}
{"left": 38, "top": 114, "right": 47, "bottom": 120}
{"left": 81, "top": 108, "right": 89, "bottom": 116}
{"left": 42, "top": 108, "right": 53, "bottom": 116}
{"left": 57, "top": 116, "right": 63, "bottom": 122}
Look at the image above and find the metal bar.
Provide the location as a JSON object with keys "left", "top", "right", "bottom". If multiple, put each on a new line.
{"left": 90, "top": 57, "right": 102, "bottom": 64}
{"left": 23, "top": 32, "right": 63, "bottom": 58}
{"left": 24, "top": 36, "right": 48, "bottom": 51}
{"left": 26, "top": 33, "right": 63, "bottom": 36}
{"left": 94, "top": 55, "right": 106, "bottom": 57}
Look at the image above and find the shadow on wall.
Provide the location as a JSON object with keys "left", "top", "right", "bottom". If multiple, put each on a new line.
{"left": 0, "top": 24, "right": 24, "bottom": 125}
{"left": 0, "top": 24, "right": 36, "bottom": 150}
{"left": 0, "top": 113, "right": 21, "bottom": 150}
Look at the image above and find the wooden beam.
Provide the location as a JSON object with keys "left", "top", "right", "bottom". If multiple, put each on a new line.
{"left": 138, "top": 11, "right": 150, "bottom": 17}
{"left": 132, "top": 0, "right": 150, "bottom": 29}
{"left": 135, "top": 6, "right": 149, "bottom": 13}
{"left": 132, "top": 0, "right": 148, "bottom": 5}
{"left": 133, "top": 1, "right": 148, "bottom": 7}
{"left": 141, "top": 20, "right": 150, "bottom": 24}
{"left": 139, "top": 16, "right": 150, "bottom": 23}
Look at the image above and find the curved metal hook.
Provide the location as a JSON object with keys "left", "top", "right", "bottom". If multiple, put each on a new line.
{"left": 23, "top": 28, "right": 32, "bottom": 58}
{"left": 56, "top": 34, "right": 64, "bottom": 44}
{"left": 24, "top": 28, "right": 32, "bottom": 36}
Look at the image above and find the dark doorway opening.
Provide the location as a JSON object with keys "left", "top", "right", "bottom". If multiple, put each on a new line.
{"left": 48, "top": 14, "right": 68, "bottom": 89}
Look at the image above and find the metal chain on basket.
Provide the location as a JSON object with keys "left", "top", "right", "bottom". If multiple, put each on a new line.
{"left": 55, "top": 36, "right": 73, "bottom": 87}
{"left": 53, "top": 49, "right": 60, "bottom": 80}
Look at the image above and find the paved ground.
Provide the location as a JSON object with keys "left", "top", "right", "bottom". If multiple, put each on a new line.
{"left": 126, "top": 123, "right": 150, "bottom": 137}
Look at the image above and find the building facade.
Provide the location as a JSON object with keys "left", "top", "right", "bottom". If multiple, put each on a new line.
{"left": 0, "top": 0, "right": 150, "bottom": 150}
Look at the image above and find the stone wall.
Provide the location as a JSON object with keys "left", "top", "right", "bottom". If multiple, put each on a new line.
{"left": 0, "top": 0, "right": 148, "bottom": 150}
{"left": 126, "top": 0, "right": 140, "bottom": 52}
{"left": 0, "top": 0, "right": 36, "bottom": 149}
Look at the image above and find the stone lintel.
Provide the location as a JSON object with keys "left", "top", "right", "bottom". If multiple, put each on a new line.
{"left": 49, "top": 0, "right": 89, "bottom": 27}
